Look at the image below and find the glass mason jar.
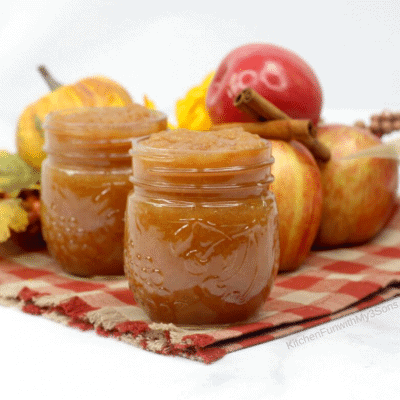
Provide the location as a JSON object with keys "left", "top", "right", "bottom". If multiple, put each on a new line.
{"left": 124, "top": 129, "right": 280, "bottom": 326}
{"left": 41, "top": 105, "right": 167, "bottom": 276}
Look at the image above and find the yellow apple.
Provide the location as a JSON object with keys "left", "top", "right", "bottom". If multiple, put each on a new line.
{"left": 314, "top": 124, "right": 398, "bottom": 247}
{"left": 270, "top": 140, "right": 323, "bottom": 271}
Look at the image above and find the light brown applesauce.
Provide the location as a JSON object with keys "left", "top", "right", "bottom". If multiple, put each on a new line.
{"left": 124, "top": 128, "right": 279, "bottom": 326}
{"left": 40, "top": 104, "right": 167, "bottom": 276}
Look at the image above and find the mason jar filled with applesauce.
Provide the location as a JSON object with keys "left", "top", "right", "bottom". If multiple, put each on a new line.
{"left": 41, "top": 104, "right": 167, "bottom": 277}
{"left": 124, "top": 128, "right": 280, "bottom": 326}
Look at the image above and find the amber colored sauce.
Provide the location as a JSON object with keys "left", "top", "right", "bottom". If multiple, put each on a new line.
{"left": 41, "top": 105, "right": 167, "bottom": 276}
{"left": 124, "top": 129, "right": 279, "bottom": 325}
{"left": 41, "top": 164, "right": 132, "bottom": 276}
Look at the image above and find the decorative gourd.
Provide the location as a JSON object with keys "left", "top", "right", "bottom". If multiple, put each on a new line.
{"left": 16, "top": 66, "right": 133, "bottom": 170}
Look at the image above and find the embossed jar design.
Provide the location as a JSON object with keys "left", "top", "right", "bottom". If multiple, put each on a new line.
{"left": 41, "top": 105, "right": 167, "bottom": 276}
{"left": 124, "top": 129, "right": 280, "bottom": 326}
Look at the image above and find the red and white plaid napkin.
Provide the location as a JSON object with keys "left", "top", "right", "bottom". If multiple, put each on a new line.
{"left": 1, "top": 206, "right": 400, "bottom": 363}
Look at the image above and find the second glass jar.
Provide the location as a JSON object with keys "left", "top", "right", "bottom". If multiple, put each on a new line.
{"left": 41, "top": 105, "right": 167, "bottom": 276}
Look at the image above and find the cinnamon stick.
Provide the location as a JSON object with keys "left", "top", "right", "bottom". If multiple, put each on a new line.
{"left": 233, "top": 88, "right": 331, "bottom": 162}
{"left": 211, "top": 120, "right": 330, "bottom": 162}
{"left": 301, "top": 135, "right": 332, "bottom": 162}
{"left": 233, "top": 101, "right": 263, "bottom": 122}
{"left": 211, "top": 120, "right": 313, "bottom": 141}
{"left": 234, "top": 88, "right": 289, "bottom": 121}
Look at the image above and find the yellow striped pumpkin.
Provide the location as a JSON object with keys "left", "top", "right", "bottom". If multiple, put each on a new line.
{"left": 16, "top": 66, "right": 133, "bottom": 170}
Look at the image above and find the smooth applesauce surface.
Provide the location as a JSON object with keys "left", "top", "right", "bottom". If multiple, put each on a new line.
{"left": 125, "top": 128, "right": 279, "bottom": 325}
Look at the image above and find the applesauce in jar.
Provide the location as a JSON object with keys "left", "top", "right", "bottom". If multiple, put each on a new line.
{"left": 41, "top": 104, "right": 167, "bottom": 276}
{"left": 124, "top": 128, "right": 279, "bottom": 326}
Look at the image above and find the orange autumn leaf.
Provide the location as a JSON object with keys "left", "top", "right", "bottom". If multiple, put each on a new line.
{"left": 0, "top": 198, "right": 29, "bottom": 242}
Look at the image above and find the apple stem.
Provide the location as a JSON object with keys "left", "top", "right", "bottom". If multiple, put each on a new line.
{"left": 38, "top": 65, "right": 62, "bottom": 92}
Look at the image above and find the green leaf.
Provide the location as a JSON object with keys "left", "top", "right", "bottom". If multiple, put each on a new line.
{"left": 34, "top": 115, "right": 45, "bottom": 138}
{"left": 0, "top": 151, "right": 41, "bottom": 193}
{"left": 0, "top": 198, "right": 29, "bottom": 242}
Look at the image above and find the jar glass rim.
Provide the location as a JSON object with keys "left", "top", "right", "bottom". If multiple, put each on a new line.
{"left": 131, "top": 134, "right": 273, "bottom": 157}
{"left": 43, "top": 107, "right": 167, "bottom": 132}
{"left": 130, "top": 134, "right": 274, "bottom": 189}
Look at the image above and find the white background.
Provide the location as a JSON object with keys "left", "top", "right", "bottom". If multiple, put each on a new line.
{"left": 1, "top": 1, "right": 400, "bottom": 399}
{"left": 2, "top": 0, "right": 400, "bottom": 147}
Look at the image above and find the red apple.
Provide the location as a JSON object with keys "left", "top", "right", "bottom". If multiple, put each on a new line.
{"left": 206, "top": 43, "right": 323, "bottom": 126}
{"left": 314, "top": 124, "right": 398, "bottom": 247}
{"left": 270, "top": 140, "right": 323, "bottom": 271}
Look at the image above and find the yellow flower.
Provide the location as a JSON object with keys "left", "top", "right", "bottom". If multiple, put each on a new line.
{"left": 143, "top": 95, "right": 157, "bottom": 110}
{"left": 175, "top": 72, "right": 214, "bottom": 131}
{"left": 143, "top": 72, "right": 214, "bottom": 131}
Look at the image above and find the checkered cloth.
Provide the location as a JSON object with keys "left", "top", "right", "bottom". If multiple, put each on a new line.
{"left": 1, "top": 207, "right": 400, "bottom": 364}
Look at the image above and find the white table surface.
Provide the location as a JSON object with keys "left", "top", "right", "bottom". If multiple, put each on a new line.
{"left": 1, "top": 110, "right": 399, "bottom": 400}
